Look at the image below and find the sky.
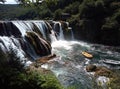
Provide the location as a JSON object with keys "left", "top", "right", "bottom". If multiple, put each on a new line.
{"left": 5, "top": 0, "right": 18, "bottom": 4}
{"left": 3, "top": 0, "right": 44, "bottom": 4}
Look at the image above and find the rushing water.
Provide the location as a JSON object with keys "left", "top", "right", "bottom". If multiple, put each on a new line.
{"left": 41, "top": 40, "right": 120, "bottom": 89}
{"left": 1, "top": 20, "right": 120, "bottom": 89}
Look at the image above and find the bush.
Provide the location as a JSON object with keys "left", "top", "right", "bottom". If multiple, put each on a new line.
{"left": 0, "top": 49, "right": 63, "bottom": 89}
{"left": 54, "top": 9, "right": 62, "bottom": 20}
{"left": 63, "top": 1, "right": 80, "bottom": 15}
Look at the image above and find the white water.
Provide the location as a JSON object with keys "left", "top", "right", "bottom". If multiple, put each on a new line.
{"left": 0, "top": 36, "right": 32, "bottom": 65}
{"left": 0, "top": 20, "right": 57, "bottom": 66}
{"left": 41, "top": 40, "right": 120, "bottom": 89}
{"left": 53, "top": 22, "right": 65, "bottom": 40}
{"left": 42, "top": 40, "right": 97, "bottom": 89}
{"left": 1, "top": 20, "right": 120, "bottom": 89}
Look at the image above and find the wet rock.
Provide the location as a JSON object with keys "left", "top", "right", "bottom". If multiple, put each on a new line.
{"left": 25, "top": 31, "right": 51, "bottom": 56}
{"left": 0, "top": 21, "right": 22, "bottom": 37}
{"left": 86, "top": 64, "right": 113, "bottom": 77}
{"left": 35, "top": 54, "right": 57, "bottom": 64}
{"left": 61, "top": 21, "right": 72, "bottom": 40}
{"left": 86, "top": 64, "right": 97, "bottom": 72}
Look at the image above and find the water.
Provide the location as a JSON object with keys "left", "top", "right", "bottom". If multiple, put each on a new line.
{"left": 0, "top": 20, "right": 54, "bottom": 64}
{"left": 1, "top": 20, "right": 120, "bottom": 89}
{"left": 41, "top": 40, "right": 120, "bottom": 89}
{"left": 53, "top": 22, "right": 65, "bottom": 40}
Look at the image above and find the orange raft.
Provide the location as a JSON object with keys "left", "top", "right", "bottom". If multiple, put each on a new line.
{"left": 81, "top": 51, "right": 93, "bottom": 59}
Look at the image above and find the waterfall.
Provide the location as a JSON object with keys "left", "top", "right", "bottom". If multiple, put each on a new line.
{"left": 49, "top": 30, "right": 57, "bottom": 42}
{"left": 66, "top": 22, "right": 75, "bottom": 40}
{"left": 59, "top": 22, "right": 64, "bottom": 40}
{"left": 0, "top": 20, "right": 56, "bottom": 63}
{"left": 68, "top": 27, "right": 74, "bottom": 40}
{"left": 0, "top": 20, "right": 73, "bottom": 64}
{"left": 1, "top": 20, "right": 114, "bottom": 88}
{"left": 53, "top": 21, "right": 64, "bottom": 40}
{"left": 0, "top": 36, "right": 30, "bottom": 64}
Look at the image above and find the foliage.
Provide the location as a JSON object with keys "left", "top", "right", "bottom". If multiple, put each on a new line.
{"left": 1, "top": 0, "right": 120, "bottom": 45}
{"left": 0, "top": 4, "right": 35, "bottom": 20}
{"left": 54, "top": 9, "right": 62, "bottom": 20}
{"left": 63, "top": 1, "right": 80, "bottom": 15}
{"left": 0, "top": 49, "right": 63, "bottom": 89}
{"left": 107, "top": 70, "right": 120, "bottom": 89}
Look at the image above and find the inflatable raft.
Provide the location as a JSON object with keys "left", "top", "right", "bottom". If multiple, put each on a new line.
{"left": 82, "top": 51, "right": 93, "bottom": 59}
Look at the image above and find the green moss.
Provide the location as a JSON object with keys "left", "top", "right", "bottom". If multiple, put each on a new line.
{"left": 107, "top": 70, "right": 120, "bottom": 89}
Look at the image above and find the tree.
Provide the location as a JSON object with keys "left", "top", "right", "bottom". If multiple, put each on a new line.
{"left": 16, "top": 0, "right": 43, "bottom": 5}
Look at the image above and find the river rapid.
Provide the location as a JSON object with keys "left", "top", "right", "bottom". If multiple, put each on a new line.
{"left": 41, "top": 40, "right": 120, "bottom": 89}
{"left": 0, "top": 20, "right": 120, "bottom": 89}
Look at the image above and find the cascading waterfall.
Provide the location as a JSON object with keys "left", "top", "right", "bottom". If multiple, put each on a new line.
{"left": 53, "top": 21, "right": 65, "bottom": 40}
{"left": 0, "top": 20, "right": 58, "bottom": 63}
{"left": 1, "top": 20, "right": 117, "bottom": 89}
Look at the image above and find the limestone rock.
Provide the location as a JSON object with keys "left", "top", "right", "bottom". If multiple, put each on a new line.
{"left": 25, "top": 31, "right": 51, "bottom": 56}
{"left": 36, "top": 54, "right": 57, "bottom": 64}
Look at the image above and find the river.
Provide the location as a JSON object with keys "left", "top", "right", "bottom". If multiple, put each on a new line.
{"left": 41, "top": 40, "right": 120, "bottom": 89}
{"left": 0, "top": 20, "right": 120, "bottom": 89}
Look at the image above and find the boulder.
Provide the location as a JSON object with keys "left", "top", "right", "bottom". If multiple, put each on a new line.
{"left": 25, "top": 31, "right": 51, "bottom": 56}
{"left": 36, "top": 54, "right": 57, "bottom": 64}
{"left": 86, "top": 64, "right": 97, "bottom": 72}
{"left": 86, "top": 64, "right": 113, "bottom": 77}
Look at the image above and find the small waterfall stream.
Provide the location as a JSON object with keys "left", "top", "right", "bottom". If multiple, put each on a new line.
{"left": 53, "top": 21, "right": 65, "bottom": 40}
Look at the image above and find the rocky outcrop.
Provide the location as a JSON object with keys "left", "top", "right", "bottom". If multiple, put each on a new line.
{"left": 25, "top": 31, "right": 51, "bottom": 56}
{"left": 48, "top": 20, "right": 73, "bottom": 40}
{"left": 0, "top": 21, "right": 21, "bottom": 37}
{"left": 86, "top": 64, "right": 113, "bottom": 77}
{"left": 61, "top": 21, "right": 72, "bottom": 40}
{"left": 35, "top": 54, "right": 56, "bottom": 64}
{"left": 86, "top": 65, "right": 120, "bottom": 89}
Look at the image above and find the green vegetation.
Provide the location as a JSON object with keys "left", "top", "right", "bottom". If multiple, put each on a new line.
{"left": 0, "top": 4, "right": 37, "bottom": 20}
{"left": 0, "top": 48, "right": 64, "bottom": 89}
{"left": 1, "top": 0, "right": 119, "bottom": 45}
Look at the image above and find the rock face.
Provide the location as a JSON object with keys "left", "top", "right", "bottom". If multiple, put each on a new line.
{"left": 49, "top": 20, "right": 73, "bottom": 40}
{"left": 0, "top": 22, "right": 22, "bottom": 37}
{"left": 86, "top": 64, "right": 97, "bottom": 72}
{"left": 25, "top": 32, "right": 52, "bottom": 56}
{"left": 35, "top": 54, "right": 56, "bottom": 64}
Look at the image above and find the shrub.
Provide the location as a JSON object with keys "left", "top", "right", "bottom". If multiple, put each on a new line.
{"left": 54, "top": 9, "right": 62, "bottom": 20}
{"left": 0, "top": 49, "right": 63, "bottom": 89}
